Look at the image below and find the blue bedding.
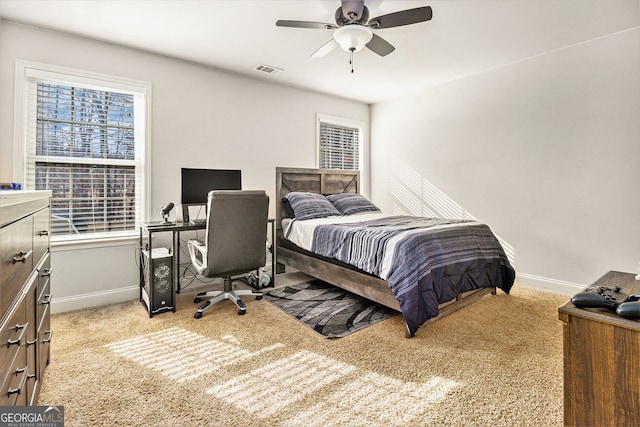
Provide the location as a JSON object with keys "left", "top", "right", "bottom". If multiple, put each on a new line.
{"left": 307, "top": 216, "right": 515, "bottom": 335}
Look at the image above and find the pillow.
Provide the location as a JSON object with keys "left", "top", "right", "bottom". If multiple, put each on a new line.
{"left": 281, "top": 197, "right": 295, "bottom": 217}
{"left": 326, "top": 193, "right": 381, "bottom": 215}
{"left": 283, "top": 192, "right": 341, "bottom": 220}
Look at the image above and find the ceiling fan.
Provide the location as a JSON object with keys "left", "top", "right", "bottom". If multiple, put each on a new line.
{"left": 276, "top": 0, "right": 433, "bottom": 71}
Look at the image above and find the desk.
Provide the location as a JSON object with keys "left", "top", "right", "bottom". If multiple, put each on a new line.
{"left": 558, "top": 271, "right": 640, "bottom": 426}
{"left": 139, "top": 219, "right": 275, "bottom": 317}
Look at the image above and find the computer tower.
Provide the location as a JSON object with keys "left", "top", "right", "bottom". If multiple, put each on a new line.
{"left": 141, "top": 247, "right": 174, "bottom": 316}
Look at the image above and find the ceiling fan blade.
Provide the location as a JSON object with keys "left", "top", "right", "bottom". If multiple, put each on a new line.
{"left": 368, "top": 6, "right": 433, "bottom": 29}
{"left": 311, "top": 39, "right": 339, "bottom": 58}
{"left": 366, "top": 34, "right": 395, "bottom": 57}
{"left": 276, "top": 20, "right": 337, "bottom": 30}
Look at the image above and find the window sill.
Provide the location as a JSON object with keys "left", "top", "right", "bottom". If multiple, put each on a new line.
{"left": 51, "top": 231, "right": 139, "bottom": 251}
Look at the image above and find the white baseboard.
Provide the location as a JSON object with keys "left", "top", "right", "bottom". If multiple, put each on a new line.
{"left": 51, "top": 286, "right": 139, "bottom": 314}
{"left": 49, "top": 273, "right": 585, "bottom": 313}
{"left": 516, "top": 273, "right": 583, "bottom": 296}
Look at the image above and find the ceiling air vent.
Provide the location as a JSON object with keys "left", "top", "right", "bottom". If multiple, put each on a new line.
{"left": 254, "top": 64, "right": 283, "bottom": 76}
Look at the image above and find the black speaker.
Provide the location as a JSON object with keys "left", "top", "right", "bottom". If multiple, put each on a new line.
{"left": 141, "top": 247, "right": 174, "bottom": 316}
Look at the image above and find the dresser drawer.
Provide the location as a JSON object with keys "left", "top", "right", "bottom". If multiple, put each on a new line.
{"left": 24, "top": 277, "right": 38, "bottom": 405}
{"left": 0, "top": 216, "right": 34, "bottom": 313}
{"left": 37, "top": 253, "right": 52, "bottom": 304}
{"left": 33, "top": 207, "right": 50, "bottom": 267}
{"left": 0, "top": 299, "right": 27, "bottom": 397}
{"left": 38, "top": 303, "right": 52, "bottom": 378}
{"left": 0, "top": 345, "right": 28, "bottom": 406}
{"left": 37, "top": 279, "right": 51, "bottom": 335}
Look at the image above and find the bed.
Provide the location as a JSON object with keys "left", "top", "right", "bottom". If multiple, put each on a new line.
{"left": 275, "top": 167, "right": 515, "bottom": 337}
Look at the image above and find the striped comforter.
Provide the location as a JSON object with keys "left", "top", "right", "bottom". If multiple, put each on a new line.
{"left": 285, "top": 214, "right": 515, "bottom": 335}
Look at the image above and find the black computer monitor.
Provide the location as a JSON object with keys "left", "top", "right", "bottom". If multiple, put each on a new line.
{"left": 180, "top": 168, "right": 242, "bottom": 207}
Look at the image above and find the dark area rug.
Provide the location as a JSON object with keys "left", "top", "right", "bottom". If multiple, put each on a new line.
{"left": 264, "top": 280, "right": 398, "bottom": 338}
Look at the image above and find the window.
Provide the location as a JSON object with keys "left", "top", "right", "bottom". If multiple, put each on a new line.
{"left": 316, "top": 114, "right": 368, "bottom": 194}
{"left": 317, "top": 115, "right": 362, "bottom": 170}
{"left": 16, "top": 62, "right": 150, "bottom": 239}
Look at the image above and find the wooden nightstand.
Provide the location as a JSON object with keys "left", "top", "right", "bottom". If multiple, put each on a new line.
{"left": 558, "top": 271, "right": 640, "bottom": 426}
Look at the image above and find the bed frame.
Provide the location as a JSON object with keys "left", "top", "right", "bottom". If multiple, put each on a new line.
{"left": 275, "top": 167, "right": 495, "bottom": 337}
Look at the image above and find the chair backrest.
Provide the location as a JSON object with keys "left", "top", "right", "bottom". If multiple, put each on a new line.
{"left": 202, "top": 190, "right": 269, "bottom": 278}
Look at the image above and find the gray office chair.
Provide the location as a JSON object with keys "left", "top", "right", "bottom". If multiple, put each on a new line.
{"left": 187, "top": 190, "right": 269, "bottom": 318}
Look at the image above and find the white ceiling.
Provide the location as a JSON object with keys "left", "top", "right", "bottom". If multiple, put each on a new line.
{"left": 0, "top": 0, "right": 637, "bottom": 104}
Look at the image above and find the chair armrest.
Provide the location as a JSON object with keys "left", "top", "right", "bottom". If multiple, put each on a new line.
{"left": 187, "top": 239, "right": 207, "bottom": 275}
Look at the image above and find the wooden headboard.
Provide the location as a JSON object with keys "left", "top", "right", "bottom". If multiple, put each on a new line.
{"left": 275, "top": 167, "right": 359, "bottom": 231}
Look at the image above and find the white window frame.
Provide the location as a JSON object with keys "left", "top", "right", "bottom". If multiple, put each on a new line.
{"left": 13, "top": 60, "right": 152, "bottom": 242}
{"left": 316, "top": 113, "right": 369, "bottom": 196}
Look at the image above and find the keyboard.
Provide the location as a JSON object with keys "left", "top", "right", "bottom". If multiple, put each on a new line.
{"left": 189, "top": 218, "right": 206, "bottom": 226}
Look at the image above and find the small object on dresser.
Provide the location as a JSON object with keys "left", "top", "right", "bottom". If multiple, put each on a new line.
{"left": 570, "top": 285, "right": 628, "bottom": 311}
{"left": 616, "top": 295, "right": 640, "bottom": 319}
{"left": 0, "top": 182, "right": 22, "bottom": 189}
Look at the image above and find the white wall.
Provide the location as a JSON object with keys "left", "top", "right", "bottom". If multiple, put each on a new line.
{"left": 371, "top": 27, "right": 640, "bottom": 294}
{"left": 0, "top": 22, "right": 369, "bottom": 312}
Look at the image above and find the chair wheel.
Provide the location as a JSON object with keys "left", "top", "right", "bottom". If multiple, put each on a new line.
{"left": 194, "top": 311, "right": 203, "bottom": 319}
{"left": 256, "top": 295, "right": 263, "bottom": 300}
{"left": 238, "top": 309, "right": 246, "bottom": 315}
{"left": 194, "top": 297, "right": 201, "bottom": 303}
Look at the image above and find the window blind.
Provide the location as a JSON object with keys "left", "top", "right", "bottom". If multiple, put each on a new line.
{"left": 319, "top": 121, "right": 360, "bottom": 170}
{"left": 25, "top": 79, "right": 142, "bottom": 236}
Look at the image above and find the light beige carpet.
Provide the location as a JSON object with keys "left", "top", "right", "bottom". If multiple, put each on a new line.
{"left": 38, "top": 274, "right": 568, "bottom": 426}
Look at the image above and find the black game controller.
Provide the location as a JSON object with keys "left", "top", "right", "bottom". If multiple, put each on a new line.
{"left": 571, "top": 286, "right": 629, "bottom": 311}
{"left": 616, "top": 295, "right": 640, "bottom": 319}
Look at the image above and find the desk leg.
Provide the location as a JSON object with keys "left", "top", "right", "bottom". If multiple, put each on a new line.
{"left": 174, "top": 230, "right": 180, "bottom": 295}
{"left": 270, "top": 220, "right": 275, "bottom": 287}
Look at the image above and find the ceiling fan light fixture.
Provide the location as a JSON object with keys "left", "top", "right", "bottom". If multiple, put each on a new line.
{"left": 333, "top": 25, "right": 373, "bottom": 53}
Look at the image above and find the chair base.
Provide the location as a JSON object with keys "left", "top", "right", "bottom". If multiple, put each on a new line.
{"left": 193, "top": 277, "right": 263, "bottom": 318}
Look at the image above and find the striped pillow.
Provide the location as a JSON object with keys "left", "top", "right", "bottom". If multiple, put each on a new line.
{"left": 326, "top": 193, "right": 380, "bottom": 215}
{"left": 284, "top": 192, "right": 341, "bottom": 220}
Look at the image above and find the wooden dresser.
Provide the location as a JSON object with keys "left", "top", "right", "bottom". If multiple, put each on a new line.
{"left": 558, "top": 271, "right": 640, "bottom": 426}
{"left": 0, "top": 190, "right": 52, "bottom": 406}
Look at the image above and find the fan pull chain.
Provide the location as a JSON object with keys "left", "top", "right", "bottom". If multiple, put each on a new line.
{"left": 349, "top": 49, "right": 354, "bottom": 73}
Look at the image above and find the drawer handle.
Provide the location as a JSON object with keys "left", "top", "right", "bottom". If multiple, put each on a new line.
{"left": 7, "top": 323, "right": 28, "bottom": 346}
{"left": 7, "top": 367, "right": 28, "bottom": 396}
{"left": 41, "top": 267, "right": 52, "bottom": 277}
{"left": 12, "top": 249, "right": 33, "bottom": 264}
{"left": 38, "top": 230, "right": 49, "bottom": 236}
{"left": 41, "top": 294, "right": 52, "bottom": 305}
{"left": 42, "top": 330, "right": 53, "bottom": 344}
